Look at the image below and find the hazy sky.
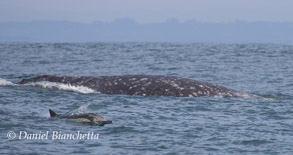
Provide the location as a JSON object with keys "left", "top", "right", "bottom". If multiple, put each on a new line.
{"left": 1, "top": 0, "right": 293, "bottom": 23}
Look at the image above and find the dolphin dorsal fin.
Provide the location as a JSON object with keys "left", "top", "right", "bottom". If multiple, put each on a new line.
{"left": 49, "top": 109, "right": 58, "bottom": 117}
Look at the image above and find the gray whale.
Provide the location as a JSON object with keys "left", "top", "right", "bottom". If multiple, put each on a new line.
{"left": 18, "top": 75, "right": 265, "bottom": 99}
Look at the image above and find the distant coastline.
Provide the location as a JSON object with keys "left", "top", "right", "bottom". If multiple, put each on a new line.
{"left": 1, "top": 18, "right": 293, "bottom": 44}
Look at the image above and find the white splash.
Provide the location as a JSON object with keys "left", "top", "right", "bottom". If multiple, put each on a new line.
{"left": 64, "top": 103, "right": 89, "bottom": 115}
{"left": 0, "top": 78, "right": 15, "bottom": 86}
{"left": 24, "top": 81, "right": 96, "bottom": 94}
{"left": 77, "top": 103, "right": 90, "bottom": 114}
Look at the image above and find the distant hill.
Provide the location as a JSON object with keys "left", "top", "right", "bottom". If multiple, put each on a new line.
{"left": 1, "top": 18, "right": 293, "bottom": 44}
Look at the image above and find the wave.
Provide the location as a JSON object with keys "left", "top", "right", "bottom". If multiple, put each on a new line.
{"left": 1, "top": 77, "right": 96, "bottom": 94}
{"left": 0, "top": 78, "right": 15, "bottom": 86}
{"left": 23, "top": 81, "right": 96, "bottom": 94}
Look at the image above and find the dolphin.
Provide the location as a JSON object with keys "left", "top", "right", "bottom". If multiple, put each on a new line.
{"left": 19, "top": 75, "right": 267, "bottom": 99}
{"left": 49, "top": 109, "right": 113, "bottom": 126}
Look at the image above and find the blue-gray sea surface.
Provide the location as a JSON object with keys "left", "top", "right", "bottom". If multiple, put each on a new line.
{"left": 0, "top": 43, "right": 292, "bottom": 154}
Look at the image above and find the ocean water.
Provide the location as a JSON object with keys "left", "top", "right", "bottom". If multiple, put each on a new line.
{"left": 0, "top": 42, "right": 292, "bottom": 154}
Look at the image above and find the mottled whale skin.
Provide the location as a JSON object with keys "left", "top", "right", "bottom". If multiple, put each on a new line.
{"left": 49, "top": 109, "right": 113, "bottom": 126}
{"left": 19, "top": 75, "right": 264, "bottom": 99}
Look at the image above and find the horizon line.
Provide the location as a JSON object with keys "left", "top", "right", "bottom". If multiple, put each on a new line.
{"left": 1, "top": 18, "right": 293, "bottom": 24}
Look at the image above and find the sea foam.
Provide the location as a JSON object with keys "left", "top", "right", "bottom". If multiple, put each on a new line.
{"left": 0, "top": 78, "right": 15, "bottom": 86}
{"left": 24, "top": 81, "right": 96, "bottom": 94}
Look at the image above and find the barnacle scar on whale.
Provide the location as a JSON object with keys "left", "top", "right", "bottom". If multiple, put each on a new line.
{"left": 18, "top": 75, "right": 269, "bottom": 99}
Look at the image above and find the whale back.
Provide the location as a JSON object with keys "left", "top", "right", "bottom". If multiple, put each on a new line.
{"left": 19, "top": 75, "right": 264, "bottom": 99}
